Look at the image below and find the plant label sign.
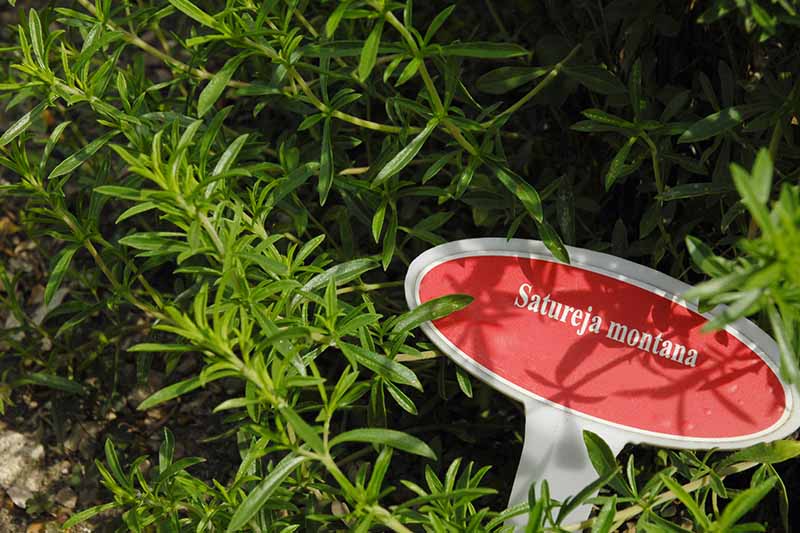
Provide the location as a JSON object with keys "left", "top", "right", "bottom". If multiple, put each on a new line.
{"left": 405, "top": 238, "right": 800, "bottom": 529}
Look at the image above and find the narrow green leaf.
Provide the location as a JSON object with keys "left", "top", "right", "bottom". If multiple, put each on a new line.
{"left": 661, "top": 89, "right": 691, "bottom": 122}
{"left": 326, "top": 1, "right": 351, "bottom": 38}
{"left": 591, "top": 495, "right": 617, "bottom": 533}
{"left": 721, "top": 440, "right": 800, "bottom": 468}
{"left": 297, "top": 258, "right": 378, "bottom": 299}
{"left": 48, "top": 131, "right": 117, "bottom": 180}
{"left": 279, "top": 405, "right": 325, "bottom": 453}
{"left": 629, "top": 59, "right": 642, "bottom": 118}
{"left": 374, "top": 119, "right": 438, "bottom": 186}
{"left": 491, "top": 163, "right": 543, "bottom": 222}
{"left": 702, "top": 289, "right": 761, "bottom": 331}
{"left": 0, "top": 101, "right": 48, "bottom": 147}
{"left": 227, "top": 454, "right": 307, "bottom": 532}
{"left": 29, "top": 9, "right": 46, "bottom": 68}
{"left": 45, "top": 245, "right": 78, "bottom": 305}
{"left": 659, "top": 474, "right": 710, "bottom": 529}
{"left": 421, "top": 152, "right": 453, "bottom": 183}
{"left": 372, "top": 200, "right": 387, "bottom": 243}
{"left": 340, "top": 342, "right": 422, "bottom": 390}
{"left": 455, "top": 367, "right": 472, "bottom": 398}
{"left": 15, "top": 372, "right": 85, "bottom": 395}
{"left": 159, "top": 428, "right": 175, "bottom": 473}
{"left": 563, "top": 65, "right": 627, "bottom": 95}
{"left": 730, "top": 163, "right": 772, "bottom": 234}
{"left": 168, "top": 0, "right": 220, "bottom": 29}
{"left": 381, "top": 208, "right": 397, "bottom": 270}
{"left": 584, "top": 430, "right": 630, "bottom": 497}
{"left": 396, "top": 57, "right": 420, "bottom": 86}
{"left": 476, "top": 66, "right": 548, "bottom": 95}
{"left": 749, "top": 2, "right": 776, "bottom": 35}
{"left": 697, "top": 0, "right": 736, "bottom": 24}
{"left": 678, "top": 107, "right": 743, "bottom": 143}
{"left": 557, "top": 468, "right": 619, "bottom": 524}
{"left": 750, "top": 148, "right": 773, "bottom": 204}
{"left": 393, "top": 294, "right": 473, "bottom": 335}
{"left": 39, "top": 120, "right": 71, "bottom": 176}
{"left": 770, "top": 465, "right": 790, "bottom": 533}
{"left": 366, "top": 448, "right": 394, "bottom": 498}
{"left": 330, "top": 428, "right": 436, "bottom": 459}
{"left": 104, "top": 438, "right": 127, "bottom": 487}
{"left": 579, "top": 108, "right": 635, "bottom": 129}
{"left": 318, "top": 117, "right": 334, "bottom": 204}
{"left": 93, "top": 185, "right": 141, "bottom": 200}
{"left": 683, "top": 269, "right": 751, "bottom": 301}
{"left": 385, "top": 381, "right": 418, "bottom": 414}
{"left": 605, "top": 137, "right": 637, "bottom": 190}
{"left": 537, "top": 220, "right": 569, "bottom": 263}
{"left": 570, "top": 121, "right": 633, "bottom": 134}
{"left": 137, "top": 376, "right": 203, "bottom": 410}
{"left": 526, "top": 485, "right": 545, "bottom": 532}
{"left": 156, "top": 457, "right": 205, "bottom": 484}
{"left": 198, "top": 53, "right": 246, "bottom": 117}
{"left": 657, "top": 182, "right": 734, "bottom": 201}
{"left": 212, "top": 133, "right": 249, "bottom": 176}
{"left": 685, "top": 236, "right": 728, "bottom": 277}
{"left": 717, "top": 478, "right": 777, "bottom": 531}
{"left": 424, "top": 5, "right": 456, "bottom": 44}
{"left": 213, "top": 397, "right": 264, "bottom": 414}
{"left": 62, "top": 502, "right": 118, "bottom": 529}
{"left": 358, "top": 20, "right": 384, "bottom": 82}
{"left": 584, "top": 430, "right": 615, "bottom": 472}
{"left": 128, "top": 343, "right": 194, "bottom": 353}
{"left": 434, "top": 42, "right": 528, "bottom": 58}
{"left": 454, "top": 156, "right": 478, "bottom": 198}
{"left": 383, "top": 56, "right": 403, "bottom": 83}
{"left": 767, "top": 306, "right": 800, "bottom": 384}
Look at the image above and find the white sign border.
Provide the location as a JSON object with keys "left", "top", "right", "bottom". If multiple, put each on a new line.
{"left": 405, "top": 238, "right": 800, "bottom": 450}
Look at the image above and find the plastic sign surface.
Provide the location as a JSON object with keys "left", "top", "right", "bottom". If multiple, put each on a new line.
{"left": 405, "top": 239, "right": 800, "bottom": 528}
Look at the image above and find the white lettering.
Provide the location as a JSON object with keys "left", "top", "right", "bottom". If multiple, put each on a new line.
{"left": 512, "top": 284, "right": 699, "bottom": 367}
{"left": 671, "top": 344, "right": 686, "bottom": 364}
{"left": 607, "top": 321, "right": 628, "bottom": 342}
{"left": 659, "top": 340, "right": 673, "bottom": 358}
{"left": 514, "top": 283, "right": 531, "bottom": 308}
{"left": 571, "top": 309, "right": 583, "bottom": 328}
{"left": 638, "top": 332, "right": 653, "bottom": 352}
{"left": 527, "top": 294, "right": 541, "bottom": 313}
{"left": 626, "top": 328, "right": 641, "bottom": 347}
{"left": 540, "top": 295, "right": 551, "bottom": 315}
{"left": 547, "top": 302, "right": 563, "bottom": 320}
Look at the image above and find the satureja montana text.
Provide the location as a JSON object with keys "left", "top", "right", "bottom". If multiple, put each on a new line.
{"left": 514, "top": 283, "right": 699, "bottom": 367}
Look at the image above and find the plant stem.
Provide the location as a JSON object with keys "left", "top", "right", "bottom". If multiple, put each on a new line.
{"left": 382, "top": 10, "right": 480, "bottom": 156}
{"left": 483, "top": 44, "right": 581, "bottom": 128}
{"left": 336, "top": 280, "right": 404, "bottom": 295}
{"left": 76, "top": 0, "right": 405, "bottom": 135}
{"left": 561, "top": 461, "right": 758, "bottom": 532}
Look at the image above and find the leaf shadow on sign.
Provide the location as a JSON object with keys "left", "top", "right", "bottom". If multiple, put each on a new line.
{"left": 512, "top": 256, "right": 783, "bottom": 438}
{"left": 423, "top": 254, "right": 786, "bottom": 439}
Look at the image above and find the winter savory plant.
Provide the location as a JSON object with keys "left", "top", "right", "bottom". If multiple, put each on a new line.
{"left": 0, "top": 0, "right": 799, "bottom": 531}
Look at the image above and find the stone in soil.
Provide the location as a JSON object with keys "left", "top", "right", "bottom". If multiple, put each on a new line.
{"left": 0, "top": 429, "right": 46, "bottom": 508}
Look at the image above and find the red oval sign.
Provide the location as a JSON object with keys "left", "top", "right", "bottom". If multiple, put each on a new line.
{"left": 407, "top": 239, "right": 795, "bottom": 443}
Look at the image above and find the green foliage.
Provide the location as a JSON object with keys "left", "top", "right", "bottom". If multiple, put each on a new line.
{"left": 1, "top": 0, "right": 799, "bottom": 531}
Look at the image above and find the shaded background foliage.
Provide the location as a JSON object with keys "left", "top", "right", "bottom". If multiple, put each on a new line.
{"left": 1, "top": 0, "right": 800, "bottom": 531}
